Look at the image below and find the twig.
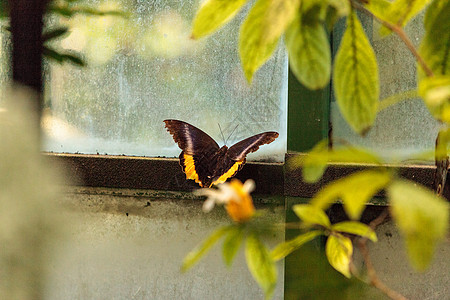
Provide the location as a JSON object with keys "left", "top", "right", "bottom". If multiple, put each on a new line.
{"left": 356, "top": 209, "right": 409, "bottom": 300}
{"left": 351, "top": 0, "right": 434, "bottom": 77}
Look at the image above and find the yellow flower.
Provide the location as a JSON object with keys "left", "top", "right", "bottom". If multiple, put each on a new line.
{"left": 194, "top": 179, "right": 256, "bottom": 223}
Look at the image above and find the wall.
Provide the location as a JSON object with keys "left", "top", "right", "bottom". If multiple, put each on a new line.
{"left": 44, "top": 187, "right": 285, "bottom": 300}
{"left": 44, "top": 187, "right": 449, "bottom": 300}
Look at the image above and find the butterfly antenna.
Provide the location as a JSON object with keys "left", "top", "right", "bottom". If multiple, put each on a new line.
{"left": 218, "top": 123, "right": 226, "bottom": 145}
{"left": 225, "top": 124, "right": 239, "bottom": 145}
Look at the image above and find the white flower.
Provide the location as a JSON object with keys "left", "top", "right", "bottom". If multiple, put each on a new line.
{"left": 194, "top": 179, "right": 255, "bottom": 213}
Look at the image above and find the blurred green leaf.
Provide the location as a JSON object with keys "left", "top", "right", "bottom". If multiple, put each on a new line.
{"left": 378, "top": 90, "right": 418, "bottom": 112}
{"left": 0, "top": 0, "right": 8, "bottom": 18}
{"left": 419, "top": 76, "right": 450, "bottom": 122}
{"left": 424, "top": 0, "right": 447, "bottom": 31}
{"left": 325, "top": 234, "right": 353, "bottom": 278}
{"left": 292, "top": 204, "right": 331, "bottom": 228}
{"left": 387, "top": 180, "right": 449, "bottom": 271}
{"left": 295, "top": 140, "right": 328, "bottom": 183}
{"left": 301, "top": 0, "right": 326, "bottom": 22}
{"left": 48, "top": 4, "right": 128, "bottom": 18}
{"left": 48, "top": 6, "right": 74, "bottom": 17}
{"left": 43, "top": 46, "right": 86, "bottom": 66}
{"left": 264, "top": 0, "right": 300, "bottom": 44}
{"left": 288, "top": 140, "right": 381, "bottom": 183}
{"left": 333, "top": 10, "right": 379, "bottom": 135}
{"left": 42, "top": 27, "right": 69, "bottom": 42}
{"left": 324, "top": 0, "right": 350, "bottom": 30}
{"left": 419, "top": 0, "right": 450, "bottom": 77}
{"left": 245, "top": 233, "right": 277, "bottom": 299}
{"left": 272, "top": 230, "right": 323, "bottom": 261}
{"left": 239, "top": 0, "right": 280, "bottom": 83}
{"left": 285, "top": 12, "right": 331, "bottom": 89}
{"left": 379, "top": 0, "right": 432, "bottom": 36}
{"left": 435, "top": 127, "right": 450, "bottom": 161}
{"left": 363, "top": 0, "right": 392, "bottom": 23}
{"left": 191, "top": 0, "right": 248, "bottom": 39}
{"left": 332, "top": 221, "right": 377, "bottom": 242}
{"left": 327, "top": 0, "right": 350, "bottom": 16}
{"left": 311, "top": 170, "right": 392, "bottom": 220}
{"left": 222, "top": 226, "right": 244, "bottom": 267}
{"left": 182, "top": 225, "right": 233, "bottom": 272}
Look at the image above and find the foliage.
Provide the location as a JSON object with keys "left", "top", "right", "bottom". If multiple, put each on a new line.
{"left": 333, "top": 8, "right": 379, "bottom": 135}
{"left": 188, "top": 0, "right": 450, "bottom": 299}
{"left": 182, "top": 216, "right": 278, "bottom": 299}
{"left": 1, "top": 0, "right": 127, "bottom": 66}
{"left": 387, "top": 180, "right": 449, "bottom": 270}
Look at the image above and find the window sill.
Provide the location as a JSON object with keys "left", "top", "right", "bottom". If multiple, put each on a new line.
{"left": 45, "top": 152, "right": 447, "bottom": 201}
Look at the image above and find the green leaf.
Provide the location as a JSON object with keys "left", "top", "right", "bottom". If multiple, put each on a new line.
{"left": 332, "top": 221, "right": 377, "bottom": 242}
{"left": 288, "top": 140, "right": 382, "bottom": 183}
{"left": 379, "top": 0, "right": 433, "bottom": 36}
{"left": 285, "top": 13, "right": 331, "bottom": 89}
{"left": 191, "top": 0, "right": 248, "bottom": 39}
{"left": 222, "top": 226, "right": 244, "bottom": 267}
{"left": 48, "top": 5, "right": 128, "bottom": 17}
{"left": 271, "top": 230, "right": 323, "bottom": 261}
{"left": 182, "top": 225, "right": 233, "bottom": 272}
{"left": 387, "top": 180, "right": 449, "bottom": 271}
{"left": 245, "top": 233, "right": 277, "bottom": 299}
{"left": 325, "top": 234, "right": 353, "bottom": 278}
{"left": 419, "top": 76, "right": 450, "bottom": 122}
{"left": 292, "top": 204, "right": 331, "bottom": 228}
{"left": 42, "top": 46, "right": 86, "bottom": 66}
{"left": 424, "top": 0, "right": 447, "bottom": 31}
{"left": 333, "top": 10, "right": 379, "bottom": 135}
{"left": 324, "top": 0, "right": 350, "bottom": 30}
{"left": 363, "top": 0, "right": 392, "bottom": 23}
{"left": 327, "top": 0, "right": 350, "bottom": 16}
{"left": 378, "top": 90, "right": 419, "bottom": 112}
{"left": 0, "top": 0, "right": 8, "bottom": 18}
{"left": 311, "top": 170, "right": 392, "bottom": 220}
{"left": 239, "top": 0, "right": 280, "bottom": 83}
{"left": 435, "top": 127, "right": 450, "bottom": 161}
{"left": 42, "top": 27, "right": 69, "bottom": 42}
{"left": 48, "top": 6, "right": 74, "bottom": 17}
{"left": 419, "top": 0, "right": 450, "bottom": 77}
{"left": 263, "top": 0, "right": 300, "bottom": 44}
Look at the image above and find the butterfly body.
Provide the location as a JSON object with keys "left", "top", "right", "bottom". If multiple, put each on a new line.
{"left": 164, "top": 119, "right": 278, "bottom": 187}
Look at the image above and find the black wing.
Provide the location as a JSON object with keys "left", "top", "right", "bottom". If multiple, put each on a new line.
{"left": 209, "top": 131, "right": 279, "bottom": 186}
{"left": 163, "top": 119, "right": 219, "bottom": 155}
{"left": 227, "top": 131, "right": 279, "bottom": 161}
{"left": 164, "top": 119, "right": 220, "bottom": 187}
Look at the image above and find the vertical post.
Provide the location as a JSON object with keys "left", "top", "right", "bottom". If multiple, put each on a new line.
{"left": 8, "top": 0, "right": 49, "bottom": 119}
{"left": 287, "top": 68, "right": 330, "bottom": 152}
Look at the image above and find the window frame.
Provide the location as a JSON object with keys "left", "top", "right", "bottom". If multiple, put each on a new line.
{"left": 43, "top": 67, "right": 448, "bottom": 200}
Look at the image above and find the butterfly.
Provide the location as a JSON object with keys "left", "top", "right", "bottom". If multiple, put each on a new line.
{"left": 164, "top": 119, "right": 279, "bottom": 188}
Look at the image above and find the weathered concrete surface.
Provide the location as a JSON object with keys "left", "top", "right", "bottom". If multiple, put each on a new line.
{"left": 44, "top": 187, "right": 449, "bottom": 300}
{"left": 45, "top": 187, "right": 285, "bottom": 300}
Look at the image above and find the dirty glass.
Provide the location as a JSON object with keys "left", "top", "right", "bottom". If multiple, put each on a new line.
{"left": 43, "top": 0, "right": 288, "bottom": 162}
{"left": 331, "top": 14, "right": 440, "bottom": 159}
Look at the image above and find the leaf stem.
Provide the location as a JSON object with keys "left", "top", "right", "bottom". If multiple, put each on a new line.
{"left": 351, "top": 0, "right": 434, "bottom": 77}
{"left": 356, "top": 209, "right": 409, "bottom": 300}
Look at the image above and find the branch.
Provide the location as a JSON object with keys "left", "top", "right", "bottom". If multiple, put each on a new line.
{"left": 356, "top": 209, "right": 409, "bottom": 300}
{"left": 351, "top": 0, "right": 434, "bottom": 77}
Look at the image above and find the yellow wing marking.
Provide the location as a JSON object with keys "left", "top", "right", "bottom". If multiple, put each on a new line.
{"left": 212, "top": 161, "right": 243, "bottom": 186}
{"left": 183, "top": 154, "right": 203, "bottom": 187}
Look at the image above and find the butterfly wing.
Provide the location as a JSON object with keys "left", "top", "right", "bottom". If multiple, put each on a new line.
{"left": 210, "top": 131, "right": 279, "bottom": 186}
{"left": 164, "top": 119, "right": 220, "bottom": 187}
{"left": 227, "top": 132, "right": 279, "bottom": 161}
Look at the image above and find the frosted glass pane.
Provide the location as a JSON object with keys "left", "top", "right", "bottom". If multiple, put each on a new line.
{"left": 43, "top": 0, "right": 287, "bottom": 162}
{"left": 331, "top": 14, "right": 440, "bottom": 160}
